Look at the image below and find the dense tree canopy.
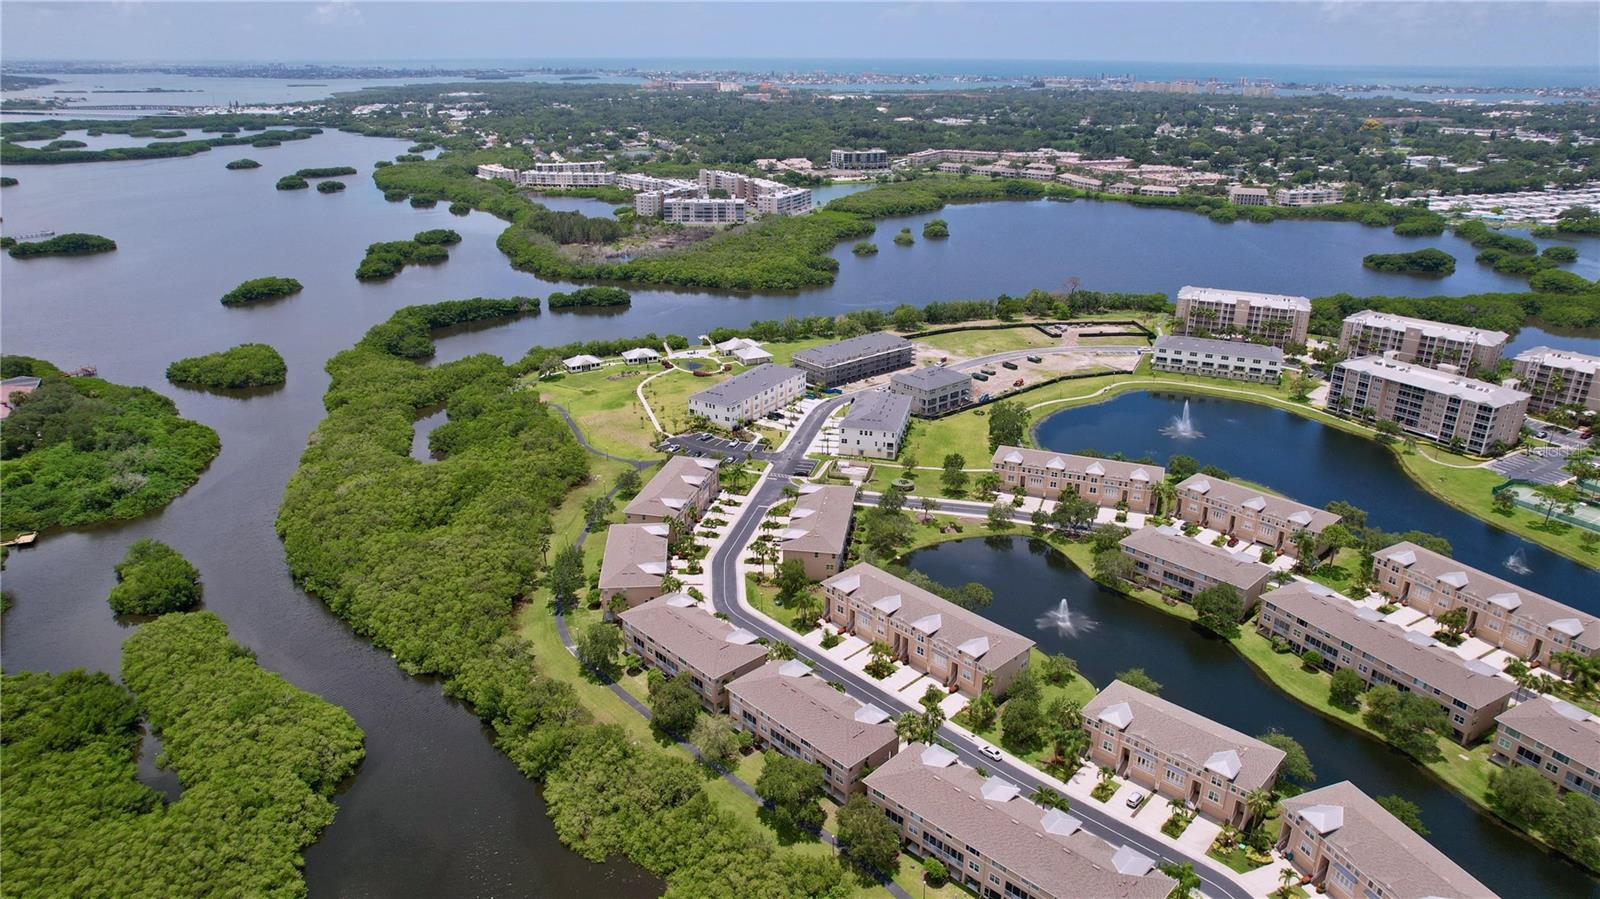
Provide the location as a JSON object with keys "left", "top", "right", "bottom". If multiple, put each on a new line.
{"left": 7, "top": 232, "right": 116, "bottom": 258}
{"left": 220, "top": 275, "right": 302, "bottom": 306}
{"left": 107, "top": 538, "right": 202, "bottom": 614}
{"left": 166, "top": 343, "right": 287, "bottom": 389}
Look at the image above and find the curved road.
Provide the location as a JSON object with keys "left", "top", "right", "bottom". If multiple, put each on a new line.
{"left": 706, "top": 395, "right": 1254, "bottom": 899}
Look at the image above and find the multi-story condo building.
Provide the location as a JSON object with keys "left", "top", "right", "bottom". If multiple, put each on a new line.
{"left": 778, "top": 484, "right": 857, "bottom": 581}
{"left": 754, "top": 187, "right": 813, "bottom": 216}
{"left": 662, "top": 196, "right": 747, "bottom": 225}
{"left": 475, "top": 162, "right": 518, "bottom": 182}
{"left": 836, "top": 391, "right": 911, "bottom": 459}
{"left": 1119, "top": 527, "right": 1276, "bottom": 607}
{"left": 1150, "top": 335, "right": 1284, "bottom": 383}
{"left": 1174, "top": 286, "right": 1311, "bottom": 347}
{"left": 1492, "top": 696, "right": 1600, "bottom": 801}
{"left": 991, "top": 446, "right": 1162, "bottom": 514}
{"left": 1057, "top": 171, "right": 1104, "bottom": 191}
{"left": 695, "top": 170, "right": 811, "bottom": 215}
{"left": 1273, "top": 185, "right": 1344, "bottom": 207}
{"left": 888, "top": 365, "right": 972, "bottom": 416}
{"left": 1510, "top": 346, "right": 1600, "bottom": 414}
{"left": 632, "top": 181, "right": 700, "bottom": 217}
{"left": 1327, "top": 356, "right": 1530, "bottom": 455}
{"left": 616, "top": 173, "right": 698, "bottom": 193}
{"left": 900, "top": 148, "right": 1002, "bottom": 167}
{"left": 1256, "top": 581, "right": 1515, "bottom": 742}
{"left": 518, "top": 160, "right": 617, "bottom": 189}
{"left": 829, "top": 148, "right": 890, "bottom": 169}
{"left": 823, "top": 563, "right": 1034, "bottom": 697}
{"left": 1139, "top": 184, "right": 1180, "bottom": 197}
{"left": 791, "top": 333, "right": 914, "bottom": 387}
{"left": 1372, "top": 541, "right": 1598, "bottom": 667}
{"left": 865, "top": 744, "right": 1176, "bottom": 899}
{"left": 1083, "top": 680, "right": 1287, "bottom": 829}
{"left": 618, "top": 594, "right": 770, "bottom": 711}
{"left": 622, "top": 456, "right": 722, "bottom": 524}
{"left": 727, "top": 659, "right": 897, "bottom": 800}
{"left": 687, "top": 364, "right": 806, "bottom": 427}
{"left": 1338, "top": 310, "right": 1508, "bottom": 372}
{"left": 1227, "top": 186, "right": 1271, "bottom": 206}
{"left": 597, "top": 522, "right": 671, "bottom": 608}
{"left": 1174, "top": 474, "right": 1340, "bottom": 556}
{"left": 1278, "top": 782, "right": 1493, "bottom": 899}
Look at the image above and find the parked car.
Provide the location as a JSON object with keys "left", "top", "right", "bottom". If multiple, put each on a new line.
{"left": 1125, "top": 791, "right": 1145, "bottom": 809}
{"left": 1002, "top": 360, "right": 1018, "bottom": 370}
{"left": 1025, "top": 355, "right": 1043, "bottom": 363}
{"left": 979, "top": 743, "right": 1003, "bottom": 762}
{"left": 1013, "top": 378, "right": 1024, "bottom": 387}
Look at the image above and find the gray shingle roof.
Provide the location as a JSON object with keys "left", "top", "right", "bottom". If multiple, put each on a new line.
{"left": 1082, "top": 680, "right": 1286, "bottom": 792}
{"left": 688, "top": 364, "right": 805, "bottom": 408}
{"left": 1153, "top": 335, "right": 1285, "bottom": 362}
{"left": 891, "top": 365, "right": 972, "bottom": 391}
{"left": 728, "top": 660, "right": 897, "bottom": 767}
{"left": 792, "top": 332, "right": 910, "bottom": 368}
{"left": 840, "top": 391, "right": 912, "bottom": 433}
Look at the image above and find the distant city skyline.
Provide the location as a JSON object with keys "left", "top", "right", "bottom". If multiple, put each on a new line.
{"left": 4, "top": 2, "right": 1597, "bottom": 72}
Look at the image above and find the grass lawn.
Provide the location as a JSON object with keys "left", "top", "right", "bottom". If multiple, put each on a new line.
{"left": 1207, "top": 842, "right": 1272, "bottom": 874}
{"left": 957, "top": 647, "right": 1099, "bottom": 764}
{"left": 1305, "top": 547, "right": 1364, "bottom": 596}
{"left": 915, "top": 327, "right": 1056, "bottom": 358}
{"left": 531, "top": 367, "right": 666, "bottom": 459}
{"left": 641, "top": 366, "right": 735, "bottom": 437}
{"left": 745, "top": 573, "right": 820, "bottom": 633}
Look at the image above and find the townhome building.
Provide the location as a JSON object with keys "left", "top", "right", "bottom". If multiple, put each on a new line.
{"left": 1492, "top": 696, "right": 1600, "bottom": 801}
{"left": 1256, "top": 581, "right": 1515, "bottom": 742}
{"left": 1174, "top": 286, "right": 1311, "bottom": 347}
{"left": 991, "top": 446, "right": 1162, "bottom": 514}
{"left": 1327, "top": 356, "right": 1530, "bottom": 455}
{"left": 823, "top": 564, "right": 1033, "bottom": 697}
{"left": 778, "top": 484, "right": 857, "bottom": 580}
{"left": 1510, "top": 346, "right": 1600, "bottom": 414}
{"left": 1278, "top": 782, "right": 1494, "bottom": 899}
{"left": 618, "top": 594, "right": 769, "bottom": 711}
{"left": 622, "top": 456, "right": 722, "bottom": 524}
{"left": 889, "top": 365, "right": 972, "bottom": 416}
{"left": 727, "top": 660, "right": 897, "bottom": 800}
{"left": 1119, "top": 527, "right": 1276, "bottom": 607}
{"left": 687, "top": 364, "right": 806, "bottom": 427}
{"left": 597, "top": 523, "right": 671, "bottom": 608}
{"left": 791, "top": 333, "right": 914, "bottom": 387}
{"left": 1173, "top": 474, "right": 1340, "bottom": 556}
{"left": 1338, "top": 310, "right": 1508, "bottom": 372}
{"left": 1371, "top": 542, "right": 1598, "bottom": 667}
{"left": 1083, "top": 680, "right": 1287, "bottom": 829}
{"left": 1150, "top": 335, "right": 1284, "bottom": 383}
{"left": 829, "top": 148, "right": 890, "bottom": 169}
{"left": 865, "top": 744, "right": 1176, "bottom": 899}
{"left": 837, "top": 391, "right": 911, "bottom": 459}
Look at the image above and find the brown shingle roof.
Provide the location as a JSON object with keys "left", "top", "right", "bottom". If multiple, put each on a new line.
{"left": 991, "top": 445, "right": 1164, "bottom": 484}
{"left": 779, "top": 485, "right": 856, "bottom": 556}
{"left": 622, "top": 456, "right": 719, "bottom": 520}
{"left": 1496, "top": 696, "right": 1600, "bottom": 774}
{"left": 1119, "top": 528, "right": 1275, "bottom": 593}
{"left": 1374, "top": 542, "right": 1598, "bottom": 644}
{"left": 598, "top": 523, "right": 670, "bottom": 592}
{"left": 1082, "top": 680, "right": 1286, "bottom": 793}
{"left": 1175, "top": 474, "right": 1341, "bottom": 533}
{"left": 824, "top": 564, "right": 1033, "bottom": 669}
{"left": 618, "top": 594, "right": 768, "bottom": 679}
{"left": 728, "top": 660, "right": 896, "bottom": 767}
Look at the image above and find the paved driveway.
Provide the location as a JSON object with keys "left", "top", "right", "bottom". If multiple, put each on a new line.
{"left": 1488, "top": 448, "right": 1573, "bottom": 485}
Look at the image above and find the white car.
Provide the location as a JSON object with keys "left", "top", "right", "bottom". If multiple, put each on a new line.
{"left": 978, "top": 743, "right": 1003, "bottom": 762}
{"left": 1125, "top": 790, "right": 1146, "bottom": 809}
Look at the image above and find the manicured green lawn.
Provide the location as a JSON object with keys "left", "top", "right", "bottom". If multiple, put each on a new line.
{"left": 1399, "top": 445, "right": 1597, "bottom": 563}
{"left": 533, "top": 367, "right": 665, "bottom": 459}
{"left": 915, "top": 327, "right": 1056, "bottom": 358}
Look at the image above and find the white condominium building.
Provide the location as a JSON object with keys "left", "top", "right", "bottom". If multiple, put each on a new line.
{"left": 1228, "top": 186, "right": 1271, "bottom": 206}
{"left": 829, "top": 148, "right": 889, "bottom": 169}
{"left": 1338, "top": 310, "right": 1508, "bottom": 372}
{"left": 1274, "top": 185, "right": 1344, "bottom": 206}
{"left": 1327, "top": 355, "right": 1530, "bottom": 455}
{"left": 664, "top": 197, "right": 747, "bottom": 225}
{"left": 518, "top": 160, "right": 617, "bottom": 188}
{"left": 754, "top": 187, "right": 813, "bottom": 216}
{"left": 1510, "top": 346, "right": 1600, "bottom": 414}
{"left": 1151, "top": 336, "right": 1284, "bottom": 383}
{"left": 475, "top": 163, "right": 518, "bottom": 181}
{"left": 1175, "top": 285, "right": 1311, "bottom": 347}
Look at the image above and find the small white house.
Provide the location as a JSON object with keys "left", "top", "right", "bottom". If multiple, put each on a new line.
{"left": 622, "top": 347, "right": 661, "bottom": 365}
{"left": 563, "top": 354, "right": 604, "bottom": 373}
{"left": 715, "top": 337, "right": 764, "bottom": 356}
{"left": 733, "top": 345, "right": 773, "bottom": 365}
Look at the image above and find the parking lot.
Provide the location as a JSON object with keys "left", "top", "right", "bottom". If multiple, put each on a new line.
{"left": 1488, "top": 448, "right": 1575, "bottom": 485}
{"left": 658, "top": 432, "right": 772, "bottom": 462}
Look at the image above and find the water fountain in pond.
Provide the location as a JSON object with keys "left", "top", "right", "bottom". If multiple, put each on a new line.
{"left": 1161, "top": 399, "right": 1203, "bottom": 439}
{"left": 1036, "top": 598, "right": 1095, "bottom": 637}
{"left": 1505, "top": 548, "right": 1533, "bottom": 576}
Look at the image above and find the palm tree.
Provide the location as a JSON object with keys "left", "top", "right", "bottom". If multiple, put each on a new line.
{"left": 1244, "top": 788, "right": 1275, "bottom": 832}
{"left": 1097, "top": 765, "right": 1116, "bottom": 788}
{"left": 1553, "top": 651, "right": 1600, "bottom": 699}
{"left": 1275, "top": 867, "right": 1301, "bottom": 898}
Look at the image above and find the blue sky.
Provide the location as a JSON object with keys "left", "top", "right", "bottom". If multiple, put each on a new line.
{"left": 4, "top": 2, "right": 1597, "bottom": 69}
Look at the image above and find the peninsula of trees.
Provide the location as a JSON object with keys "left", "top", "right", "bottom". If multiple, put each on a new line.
{"left": 355, "top": 229, "right": 461, "bottom": 280}
{"left": 166, "top": 343, "right": 287, "bottom": 389}
{"left": 220, "top": 276, "right": 302, "bottom": 306}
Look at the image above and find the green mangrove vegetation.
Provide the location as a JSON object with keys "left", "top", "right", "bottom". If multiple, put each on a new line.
{"left": 852, "top": 240, "right": 878, "bottom": 256}
{"left": 1362, "top": 248, "right": 1457, "bottom": 275}
{"left": 0, "top": 356, "right": 220, "bottom": 538}
{"left": 220, "top": 276, "right": 303, "bottom": 306}
{"left": 276, "top": 301, "right": 851, "bottom": 897}
{"left": 0, "top": 118, "right": 321, "bottom": 164}
{"left": 547, "top": 286, "right": 631, "bottom": 309}
{"left": 0, "top": 613, "right": 364, "bottom": 898}
{"left": 355, "top": 230, "right": 461, "bottom": 280}
{"left": 107, "top": 538, "right": 202, "bottom": 615}
{"left": 7, "top": 232, "right": 116, "bottom": 258}
{"left": 295, "top": 166, "right": 357, "bottom": 178}
{"left": 224, "top": 158, "right": 261, "bottom": 170}
{"left": 893, "top": 227, "right": 914, "bottom": 246}
{"left": 1311, "top": 287, "right": 1600, "bottom": 334}
{"left": 275, "top": 175, "right": 308, "bottom": 190}
{"left": 922, "top": 218, "right": 949, "bottom": 238}
{"left": 317, "top": 180, "right": 347, "bottom": 193}
{"left": 0, "top": 175, "right": 18, "bottom": 186}
{"left": 166, "top": 343, "right": 288, "bottom": 389}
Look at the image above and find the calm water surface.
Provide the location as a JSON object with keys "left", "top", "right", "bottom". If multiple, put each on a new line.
{"left": 3, "top": 128, "right": 1597, "bottom": 895}
{"left": 1034, "top": 391, "right": 1599, "bottom": 605}
{"left": 906, "top": 537, "right": 1600, "bottom": 899}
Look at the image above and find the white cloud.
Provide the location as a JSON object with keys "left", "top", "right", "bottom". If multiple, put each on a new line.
{"left": 307, "top": 2, "right": 363, "bottom": 26}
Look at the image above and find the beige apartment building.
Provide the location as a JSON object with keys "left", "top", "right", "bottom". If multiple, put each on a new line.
{"left": 1327, "top": 356, "right": 1530, "bottom": 455}
{"left": 1492, "top": 696, "right": 1600, "bottom": 802}
{"left": 727, "top": 660, "right": 898, "bottom": 801}
{"left": 1227, "top": 186, "right": 1271, "bottom": 206}
{"left": 823, "top": 564, "right": 1033, "bottom": 697}
{"left": 1174, "top": 286, "right": 1311, "bottom": 347}
{"left": 836, "top": 391, "right": 911, "bottom": 459}
{"left": 1278, "top": 782, "right": 1493, "bottom": 899}
{"left": 1256, "top": 581, "right": 1515, "bottom": 742}
{"left": 1510, "top": 346, "right": 1600, "bottom": 414}
{"left": 597, "top": 523, "right": 671, "bottom": 608}
{"left": 618, "top": 594, "right": 769, "bottom": 711}
{"left": 1337, "top": 310, "right": 1508, "bottom": 372}
{"left": 778, "top": 484, "right": 857, "bottom": 580}
{"left": 866, "top": 744, "right": 1176, "bottom": 899}
{"left": 791, "top": 333, "right": 914, "bottom": 387}
{"left": 1083, "top": 681, "right": 1286, "bottom": 829}
{"left": 991, "top": 446, "right": 1163, "bottom": 514}
{"left": 1273, "top": 185, "right": 1344, "bottom": 206}
{"left": 889, "top": 365, "right": 971, "bottom": 417}
{"left": 1174, "top": 474, "right": 1341, "bottom": 556}
{"left": 1372, "top": 542, "right": 1598, "bottom": 667}
{"left": 622, "top": 456, "right": 722, "bottom": 524}
{"left": 1150, "top": 335, "right": 1284, "bottom": 383}
{"left": 1118, "top": 527, "right": 1276, "bottom": 607}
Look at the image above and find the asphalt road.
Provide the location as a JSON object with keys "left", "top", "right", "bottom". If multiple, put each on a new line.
{"left": 706, "top": 400, "right": 1254, "bottom": 899}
